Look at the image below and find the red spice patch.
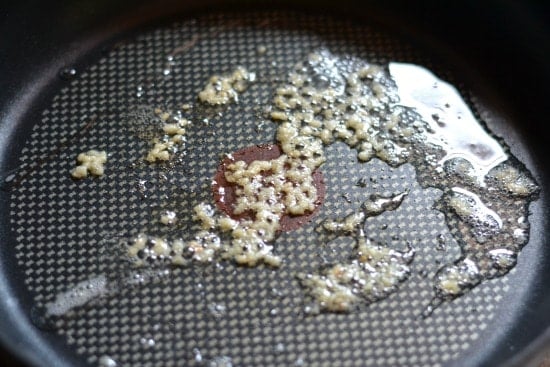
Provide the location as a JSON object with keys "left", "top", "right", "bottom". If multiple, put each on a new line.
{"left": 212, "top": 144, "right": 326, "bottom": 232}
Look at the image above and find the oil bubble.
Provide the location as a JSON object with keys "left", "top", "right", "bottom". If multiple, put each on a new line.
{"left": 59, "top": 67, "right": 77, "bottom": 80}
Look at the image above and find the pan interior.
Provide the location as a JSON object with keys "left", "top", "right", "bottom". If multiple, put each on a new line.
{"left": 3, "top": 10, "right": 543, "bottom": 367}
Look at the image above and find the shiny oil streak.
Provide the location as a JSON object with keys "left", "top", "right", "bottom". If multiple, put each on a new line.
{"left": 390, "top": 63, "right": 507, "bottom": 184}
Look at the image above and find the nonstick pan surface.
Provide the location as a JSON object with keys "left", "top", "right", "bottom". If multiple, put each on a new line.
{"left": 1, "top": 1, "right": 549, "bottom": 367}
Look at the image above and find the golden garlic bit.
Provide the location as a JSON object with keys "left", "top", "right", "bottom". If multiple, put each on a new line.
{"left": 198, "top": 67, "right": 255, "bottom": 105}
{"left": 300, "top": 237, "right": 414, "bottom": 312}
{"left": 71, "top": 150, "right": 107, "bottom": 179}
{"left": 145, "top": 109, "right": 191, "bottom": 163}
{"left": 270, "top": 50, "right": 412, "bottom": 167}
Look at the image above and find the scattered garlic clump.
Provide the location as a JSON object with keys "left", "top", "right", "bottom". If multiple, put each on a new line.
{"left": 145, "top": 108, "right": 191, "bottom": 163}
{"left": 300, "top": 237, "right": 414, "bottom": 312}
{"left": 198, "top": 67, "right": 256, "bottom": 105}
{"left": 71, "top": 150, "right": 107, "bottom": 179}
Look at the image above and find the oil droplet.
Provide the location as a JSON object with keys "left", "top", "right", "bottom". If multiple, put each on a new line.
{"left": 136, "top": 86, "right": 144, "bottom": 98}
{"left": 59, "top": 67, "right": 77, "bottom": 80}
{"left": 193, "top": 348, "right": 203, "bottom": 363}
{"left": 160, "top": 210, "right": 177, "bottom": 225}
{"left": 390, "top": 62, "right": 507, "bottom": 182}
{"left": 46, "top": 275, "right": 108, "bottom": 316}
{"left": 434, "top": 258, "right": 481, "bottom": 297}
{"left": 447, "top": 187, "right": 502, "bottom": 243}
{"left": 420, "top": 297, "right": 443, "bottom": 319}
{"left": 421, "top": 304, "right": 435, "bottom": 319}
{"left": 271, "top": 287, "right": 286, "bottom": 298}
{"left": 140, "top": 337, "right": 156, "bottom": 348}
{"left": 294, "top": 357, "right": 305, "bottom": 366}
{"left": 273, "top": 342, "right": 285, "bottom": 354}
{"left": 269, "top": 308, "right": 279, "bottom": 316}
{"left": 513, "top": 228, "right": 528, "bottom": 244}
{"left": 435, "top": 234, "right": 446, "bottom": 251}
{"left": 207, "top": 356, "right": 233, "bottom": 367}
{"left": 362, "top": 191, "right": 408, "bottom": 217}
{"left": 98, "top": 355, "right": 117, "bottom": 367}
{"left": 488, "top": 248, "right": 517, "bottom": 272}
{"left": 207, "top": 302, "right": 227, "bottom": 318}
{"left": 303, "top": 303, "right": 320, "bottom": 316}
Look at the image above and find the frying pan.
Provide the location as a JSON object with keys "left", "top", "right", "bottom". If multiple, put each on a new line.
{"left": 1, "top": 0, "right": 549, "bottom": 366}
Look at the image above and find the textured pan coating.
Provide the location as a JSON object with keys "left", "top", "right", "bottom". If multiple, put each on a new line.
{"left": 5, "top": 11, "right": 539, "bottom": 367}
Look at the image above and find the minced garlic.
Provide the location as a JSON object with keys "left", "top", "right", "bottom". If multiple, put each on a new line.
{"left": 434, "top": 258, "right": 480, "bottom": 297}
{"left": 268, "top": 50, "right": 415, "bottom": 172}
{"left": 71, "top": 150, "right": 107, "bottom": 179}
{"left": 160, "top": 210, "right": 177, "bottom": 225}
{"left": 145, "top": 109, "right": 191, "bottom": 163}
{"left": 446, "top": 188, "right": 502, "bottom": 244}
{"left": 195, "top": 150, "right": 320, "bottom": 267}
{"left": 487, "top": 163, "right": 538, "bottom": 197}
{"left": 323, "top": 211, "right": 365, "bottom": 233}
{"left": 300, "top": 236, "right": 414, "bottom": 312}
{"left": 122, "top": 49, "right": 538, "bottom": 314}
{"left": 193, "top": 203, "right": 217, "bottom": 230}
{"left": 128, "top": 147, "right": 323, "bottom": 268}
{"left": 198, "top": 67, "right": 256, "bottom": 105}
